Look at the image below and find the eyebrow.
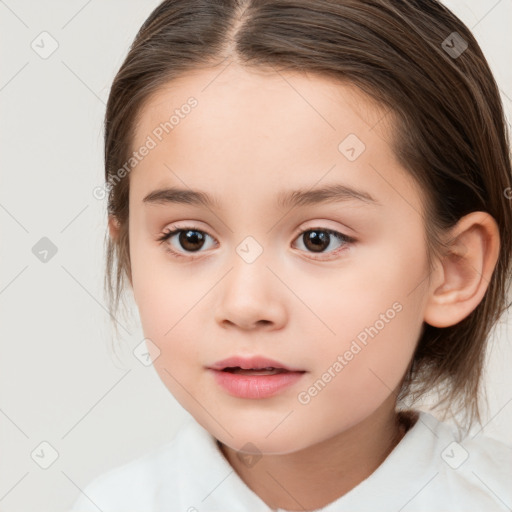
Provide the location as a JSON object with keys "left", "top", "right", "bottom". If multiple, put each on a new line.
{"left": 142, "top": 183, "right": 381, "bottom": 209}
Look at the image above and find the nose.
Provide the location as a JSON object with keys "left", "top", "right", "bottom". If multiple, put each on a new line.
{"left": 213, "top": 252, "right": 287, "bottom": 331}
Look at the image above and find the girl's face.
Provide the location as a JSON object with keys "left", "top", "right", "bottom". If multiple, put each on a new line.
{"left": 126, "top": 65, "right": 432, "bottom": 453}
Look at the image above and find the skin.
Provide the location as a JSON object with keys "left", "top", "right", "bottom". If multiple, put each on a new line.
{"left": 109, "top": 64, "right": 500, "bottom": 510}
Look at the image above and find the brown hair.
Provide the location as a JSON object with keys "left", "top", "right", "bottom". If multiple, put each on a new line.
{"left": 103, "top": 0, "right": 512, "bottom": 430}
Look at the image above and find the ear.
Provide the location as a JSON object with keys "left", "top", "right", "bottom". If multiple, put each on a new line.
{"left": 108, "top": 214, "right": 120, "bottom": 241}
{"left": 423, "top": 211, "right": 500, "bottom": 328}
{"left": 107, "top": 215, "right": 134, "bottom": 290}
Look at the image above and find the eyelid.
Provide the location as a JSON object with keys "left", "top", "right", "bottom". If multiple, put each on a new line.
{"left": 156, "top": 220, "right": 352, "bottom": 243}
{"left": 293, "top": 219, "right": 355, "bottom": 238}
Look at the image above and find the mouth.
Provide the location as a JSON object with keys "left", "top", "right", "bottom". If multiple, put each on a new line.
{"left": 220, "top": 367, "right": 294, "bottom": 376}
{"left": 207, "top": 356, "right": 306, "bottom": 399}
{"left": 208, "top": 355, "right": 305, "bottom": 374}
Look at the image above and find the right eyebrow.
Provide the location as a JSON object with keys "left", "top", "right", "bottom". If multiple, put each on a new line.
{"left": 143, "top": 187, "right": 218, "bottom": 209}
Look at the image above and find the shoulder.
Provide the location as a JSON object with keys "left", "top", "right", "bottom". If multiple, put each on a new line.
{"left": 415, "top": 411, "right": 512, "bottom": 510}
{"left": 69, "top": 417, "right": 267, "bottom": 512}
{"left": 447, "top": 426, "right": 512, "bottom": 505}
{"left": 68, "top": 418, "right": 201, "bottom": 512}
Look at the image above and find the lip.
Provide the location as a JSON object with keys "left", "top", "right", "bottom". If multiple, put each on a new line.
{"left": 207, "top": 355, "right": 306, "bottom": 399}
{"left": 208, "top": 355, "right": 304, "bottom": 372}
{"left": 209, "top": 369, "right": 305, "bottom": 399}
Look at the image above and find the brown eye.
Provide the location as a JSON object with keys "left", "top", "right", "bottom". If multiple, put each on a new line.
{"left": 176, "top": 229, "right": 206, "bottom": 252}
{"left": 293, "top": 228, "right": 354, "bottom": 257}
{"left": 302, "top": 230, "right": 330, "bottom": 252}
{"left": 157, "top": 226, "right": 216, "bottom": 256}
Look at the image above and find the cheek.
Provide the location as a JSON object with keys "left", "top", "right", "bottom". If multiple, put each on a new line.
{"left": 131, "top": 267, "right": 201, "bottom": 359}
{"left": 312, "top": 232, "right": 428, "bottom": 344}
{"left": 129, "top": 238, "right": 214, "bottom": 388}
{"left": 132, "top": 264, "right": 205, "bottom": 409}
{"left": 294, "top": 298, "right": 423, "bottom": 440}
{"left": 304, "top": 235, "right": 428, "bottom": 400}
{"left": 129, "top": 225, "right": 194, "bottom": 334}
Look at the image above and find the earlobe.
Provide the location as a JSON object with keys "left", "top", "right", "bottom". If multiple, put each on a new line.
{"left": 423, "top": 211, "right": 500, "bottom": 328}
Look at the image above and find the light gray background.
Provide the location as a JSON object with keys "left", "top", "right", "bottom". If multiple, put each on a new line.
{"left": 0, "top": 1, "right": 511, "bottom": 511}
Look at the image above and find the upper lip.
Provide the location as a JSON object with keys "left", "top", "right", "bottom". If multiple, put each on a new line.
{"left": 208, "top": 356, "right": 305, "bottom": 372}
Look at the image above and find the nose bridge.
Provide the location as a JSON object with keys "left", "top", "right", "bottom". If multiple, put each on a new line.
{"left": 214, "top": 232, "right": 287, "bottom": 329}
{"left": 226, "top": 233, "right": 271, "bottom": 298}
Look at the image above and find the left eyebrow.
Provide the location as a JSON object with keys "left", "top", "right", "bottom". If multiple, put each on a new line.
{"left": 142, "top": 183, "right": 381, "bottom": 209}
{"left": 277, "top": 183, "right": 381, "bottom": 209}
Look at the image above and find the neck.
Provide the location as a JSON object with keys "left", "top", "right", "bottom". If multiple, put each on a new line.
{"left": 218, "top": 400, "right": 410, "bottom": 511}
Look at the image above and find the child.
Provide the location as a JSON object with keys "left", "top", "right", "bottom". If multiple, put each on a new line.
{"left": 71, "top": 0, "right": 512, "bottom": 510}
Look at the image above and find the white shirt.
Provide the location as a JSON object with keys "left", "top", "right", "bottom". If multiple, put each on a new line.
{"left": 70, "top": 410, "right": 512, "bottom": 512}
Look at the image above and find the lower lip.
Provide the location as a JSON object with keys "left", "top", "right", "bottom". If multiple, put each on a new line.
{"left": 209, "top": 369, "right": 305, "bottom": 399}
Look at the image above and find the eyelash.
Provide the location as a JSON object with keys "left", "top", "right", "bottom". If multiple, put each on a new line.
{"left": 156, "top": 225, "right": 356, "bottom": 261}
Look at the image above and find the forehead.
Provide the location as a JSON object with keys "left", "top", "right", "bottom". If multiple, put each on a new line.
{"left": 133, "top": 64, "right": 391, "bottom": 149}
{"left": 129, "top": 64, "right": 423, "bottom": 217}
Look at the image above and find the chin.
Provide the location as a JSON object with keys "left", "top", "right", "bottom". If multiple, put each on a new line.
{"left": 199, "top": 414, "right": 317, "bottom": 455}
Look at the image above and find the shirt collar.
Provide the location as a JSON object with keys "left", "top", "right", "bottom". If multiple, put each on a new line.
{"left": 154, "top": 410, "right": 454, "bottom": 511}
